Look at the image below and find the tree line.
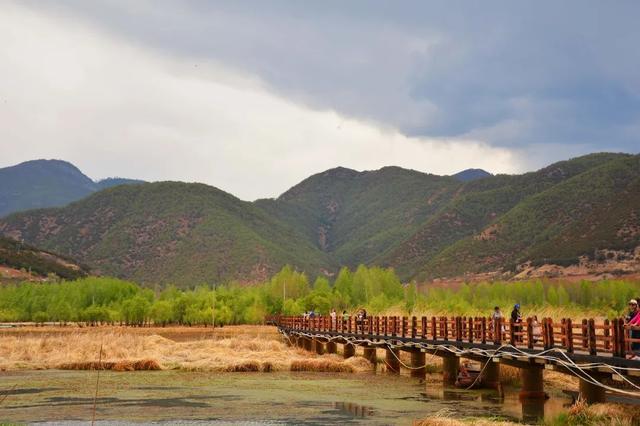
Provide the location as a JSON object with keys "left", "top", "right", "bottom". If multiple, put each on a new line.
{"left": 0, "top": 265, "right": 638, "bottom": 325}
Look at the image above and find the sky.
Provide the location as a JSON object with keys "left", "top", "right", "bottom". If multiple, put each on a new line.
{"left": 1, "top": 1, "right": 638, "bottom": 200}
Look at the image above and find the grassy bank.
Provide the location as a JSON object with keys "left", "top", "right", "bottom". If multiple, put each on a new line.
{"left": 415, "top": 400, "right": 640, "bottom": 425}
{"left": 0, "top": 325, "right": 370, "bottom": 373}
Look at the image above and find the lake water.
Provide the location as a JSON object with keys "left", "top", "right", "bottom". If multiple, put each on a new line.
{"left": 0, "top": 370, "right": 573, "bottom": 425}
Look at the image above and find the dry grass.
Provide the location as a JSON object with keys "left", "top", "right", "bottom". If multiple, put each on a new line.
{"left": 562, "top": 400, "right": 640, "bottom": 425}
{"left": 59, "top": 359, "right": 162, "bottom": 371}
{"left": 413, "top": 413, "right": 519, "bottom": 426}
{"left": 0, "top": 325, "right": 370, "bottom": 373}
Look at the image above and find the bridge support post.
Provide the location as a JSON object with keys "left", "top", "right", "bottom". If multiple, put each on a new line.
{"left": 385, "top": 347, "right": 401, "bottom": 374}
{"left": 296, "top": 336, "right": 305, "bottom": 349}
{"left": 304, "top": 337, "right": 313, "bottom": 352}
{"left": 363, "top": 345, "right": 377, "bottom": 366}
{"left": 409, "top": 350, "right": 426, "bottom": 379}
{"left": 519, "top": 365, "right": 546, "bottom": 400}
{"left": 326, "top": 341, "right": 337, "bottom": 354}
{"left": 442, "top": 354, "right": 459, "bottom": 385}
{"left": 313, "top": 338, "right": 325, "bottom": 355}
{"left": 579, "top": 377, "right": 606, "bottom": 404}
{"left": 343, "top": 343, "right": 356, "bottom": 359}
{"left": 480, "top": 359, "right": 500, "bottom": 389}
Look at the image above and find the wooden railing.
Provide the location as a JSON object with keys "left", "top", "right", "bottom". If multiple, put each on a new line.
{"left": 269, "top": 315, "right": 640, "bottom": 359}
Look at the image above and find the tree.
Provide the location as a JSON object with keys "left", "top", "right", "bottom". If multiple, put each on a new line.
{"left": 333, "top": 267, "right": 353, "bottom": 305}
{"left": 150, "top": 300, "right": 173, "bottom": 326}
{"left": 405, "top": 282, "right": 417, "bottom": 313}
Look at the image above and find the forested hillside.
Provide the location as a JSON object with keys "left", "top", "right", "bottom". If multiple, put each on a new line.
{"left": 0, "top": 153, "right": 638, "bottom": 286}
{"left": 0, "top": 236, "right": 89, "bottom": 281}
{"left": 0, "top": 182, "right": 331, "bottom": 286}
{"left": 0, "top": 159, "right": 143, "bottom": 217}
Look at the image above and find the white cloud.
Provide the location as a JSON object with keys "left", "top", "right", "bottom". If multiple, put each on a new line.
{"left": 0, "top": 2, "right": 523, "bottom": 200}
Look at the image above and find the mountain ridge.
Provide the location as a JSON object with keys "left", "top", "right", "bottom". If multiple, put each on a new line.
{"left": 0, "top": 153, "right": 637, "bottom": 286}
{"left": 0, "top": 159, "right": 143, "bottom": 217}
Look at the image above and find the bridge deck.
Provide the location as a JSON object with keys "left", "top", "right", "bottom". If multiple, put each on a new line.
{"left": 272, "top": 315, "right": 640, "bottom": 375}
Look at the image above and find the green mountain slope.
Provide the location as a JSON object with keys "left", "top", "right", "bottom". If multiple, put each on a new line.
{"left": 258, "top": 166, "right": 461, "bottom": 267}
{"left": 423, "top": 154, "right": 640, "bottom": 278}
{"left": 379, "top": 153, "right": 633, "bottom": 278}
{"left": 0, "top": 235, "right": 89, "bottom": 281}
{"left": 0, "top": 159, "right": 143, "bottom": 217}
{"left": 0, "top": 153, "right": 637, "bottom": 286}
{"left": 0, "top": 182, "right": 331, "bottom": 286}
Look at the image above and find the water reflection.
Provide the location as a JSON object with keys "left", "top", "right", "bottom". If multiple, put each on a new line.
{"left": 333, "top": 401, "right": 374, "bottom": 418}
{"left": 421, "top": 382, "right": 565, "bottom": 424}
{"left": 521, "top": 399, "right": 545, "bottom": 423}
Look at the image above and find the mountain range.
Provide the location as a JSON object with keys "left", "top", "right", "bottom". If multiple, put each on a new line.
{"left": 0, "top": 159, "right": 144, "bottom": 217}
{"left": 0, "top": 153, "right": 638, "bottom": 287}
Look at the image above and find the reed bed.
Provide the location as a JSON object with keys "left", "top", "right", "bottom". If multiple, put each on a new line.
{"left": 0, "top": 326, "right": 370, "bottom": 373}
{"left": 555, "top": 400, "right": 640, "bottom": 425}
{"left": 413, "top": 413, "right": 519, "bottom": 426}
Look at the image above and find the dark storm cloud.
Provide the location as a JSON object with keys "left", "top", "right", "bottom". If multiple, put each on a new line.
{"left": 31, "top": 0, "right": 640, "bottom": 156}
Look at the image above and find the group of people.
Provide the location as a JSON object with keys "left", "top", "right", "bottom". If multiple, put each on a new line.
{"left": 302, "top": 302, "right": 640, "bottom": 356}
{"left": 490, "top": 304, "right": 541, "bottom": 343}
{"left": 626, "top": 299, "right": 640, "bottom": 356}
{"left": 302, "top": 310, "right": 316, "bottom": 319}
{"left": 303, "top": 308, "right": 368, "bottom": 331}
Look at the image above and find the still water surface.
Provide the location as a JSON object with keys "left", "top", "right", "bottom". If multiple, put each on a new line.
{"left": 1, "top": 370, "right": 573, "bottom": 425}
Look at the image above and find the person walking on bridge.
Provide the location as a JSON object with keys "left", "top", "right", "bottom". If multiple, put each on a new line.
{"left": 511, "top": 304, "right": 522, "bottom": 343}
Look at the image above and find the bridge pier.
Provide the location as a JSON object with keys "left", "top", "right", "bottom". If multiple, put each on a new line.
{"left": 296, "top": 336, "right": 305, "bottom": 349}
{"left": 442, "top": 354, "right": 459, "bottom": 385}
{"left": 363, "top": 345, "right": 377, "bottom": 366}
{"left": 304, "top": 337, "right": 313, "bottom": 352}
{"left": 519, "top": 365, "right": 546, "bottom": 400}
{"left": 409, "top": 350, "right": 426, "bottom": 379}
{"left": 312, "top": 338, "right": 325, "bottom": 355}
{"left": 385, "top": 347, "right": 401, "bottom": 374}
{"left": 480, "top": 359, "right": 500, "bottom": 389}
{"left": 343, "top": 343, "right": 356, "bottom": 359}
{"left": 579, "top": 377, "right": 606, "bottom": 404}
{"left": 326, "top": 341, "right": 337, "bottom": 354}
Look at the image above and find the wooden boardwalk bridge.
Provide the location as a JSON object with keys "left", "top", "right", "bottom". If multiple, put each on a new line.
{"left": 271, "top": 315, "right": 640, "bottom": 404}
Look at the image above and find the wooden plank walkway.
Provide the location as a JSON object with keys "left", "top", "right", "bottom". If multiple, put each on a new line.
{"left": 272, "top": 315, "right": 640, "bottom": 360}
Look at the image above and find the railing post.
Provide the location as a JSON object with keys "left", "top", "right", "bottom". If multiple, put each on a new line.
{"left": 588, "top": 318, "right": 597, "bottom": 356}
{"left": 402, "top": 316, "right": 407, "bottom": 338}
{"left": 604, "top": 319, "right": 611, "bottom": 352}
{"left": 526, "top": 317, "right": 534, "bottom": 349}
{"left": 566, "top": 318, "right": 574, "bottom": 353}
{"left": 442, "top": 317, "right": 448, "bottom": 341}
{"left": 619, "top": 318, "right": 627, "bottom": 358}
{"left": 481, "top": 317, "right": 487, "bottom": 344}
{"left": 468, "top": 317, "right": 474, "bottom": 343}
{"left": 383, "top": 316, "right": 388, "bottom": 336}
{"left": 509, "top": 320, "right": 516, "bottom": 346}
{"left": 456, "top": 317, "right": 462, "bottom": 342}
{"left": 348, "top": 316, "right": 352, "bottom": 333}
{"left": 421, "top": 316, "right": 427, "bottom": 339}
{"left": 411, "top": 316, "right": 417, "bottom": 339}
{"left": 581, "top": 319, "right": 589, "bottom": 350}
{"left": 612, "top": 318, "right": 623, "bottom": 357}
{"left": 431, "top": 317, "right": 437, "bottom": 340}
{"left": 391, "top": 317, "right": 397, "bottom": 337}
